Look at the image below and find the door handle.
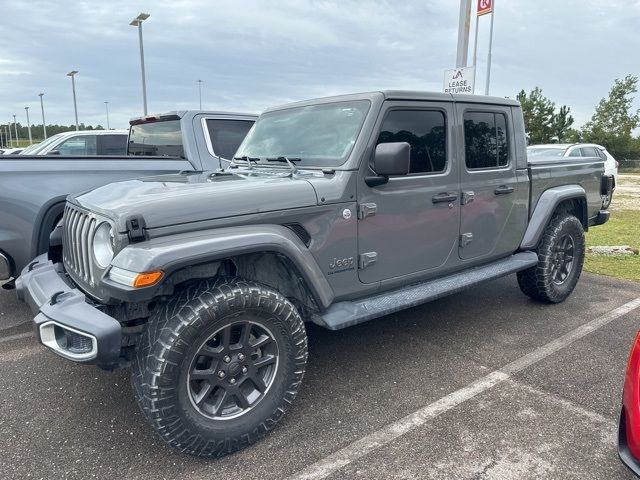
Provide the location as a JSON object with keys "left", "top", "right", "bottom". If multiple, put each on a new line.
{"left": 494, "top": 185, "right": 515, "bottom": 195}
{"left": 432, "top": 192, "right": 458, "bottom": 204}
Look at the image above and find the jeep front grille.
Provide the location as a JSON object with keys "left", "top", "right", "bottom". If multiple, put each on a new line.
{"left": 62, "top": 204, "right": 98, "bottom": 284}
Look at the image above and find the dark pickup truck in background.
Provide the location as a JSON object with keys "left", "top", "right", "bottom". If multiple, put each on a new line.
{"left": 0, "top": 110, "right": 256, "bottom": 281}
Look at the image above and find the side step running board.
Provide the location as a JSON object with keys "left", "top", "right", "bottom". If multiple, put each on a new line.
{"left": 312, "top": 252, "right": 538, "bottom": 331}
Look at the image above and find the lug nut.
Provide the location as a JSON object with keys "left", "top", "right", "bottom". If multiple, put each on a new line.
{"left": 218, "top": 371, "right": 226, "bottom": 378}
{"left": 241, "top": 366, "right": 248, "bottom": 374}
{"left": 238, "top": 353, "right": 245, "bottom": 361}
{"left": 223, "top": 355, "right": 231, "bottom": 363}
{"left": 230, "top": 378, "right": 236, "bottom": 384}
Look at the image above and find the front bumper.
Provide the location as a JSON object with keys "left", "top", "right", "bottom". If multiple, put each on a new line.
{"left": 15, "top": 254, "right": 122, "bottom": 369}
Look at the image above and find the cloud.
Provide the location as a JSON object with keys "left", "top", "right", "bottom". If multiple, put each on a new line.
{"left": 0, "top": 0, "right": 638, "bottom": 130}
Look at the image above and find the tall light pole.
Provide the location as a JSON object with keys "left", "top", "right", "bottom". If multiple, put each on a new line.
{"left": 130, "top": 13, "right": 150, "bottom": 115}
{"left": 104, "top": 101, "right": 110, "bottom": 129}
{"left": 485, "top": 2, "right": 496, "bottom": 95}
{"left": 456, "top": 0, "right": 472, "bottom": 67}
{"left": 197, "top": 79, "right": 203, "bottom": 109}
{"left": 24, "top": 107, "right": 32, "bottom": 144}
{"left": 13, "top": 114, "right": 19, "bottom": 145}
{"left": 38, "top": 93, "right": 47, "bottom": 139}
{"left": 7, "top": 122, "right": 12, "bottom": 147}
{"left": 67, "top": 70, "right": 79, "bottom": 131}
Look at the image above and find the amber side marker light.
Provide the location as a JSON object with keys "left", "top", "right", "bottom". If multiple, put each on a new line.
{"left": 133, "top": 271, "right": 164, "bottom": 288}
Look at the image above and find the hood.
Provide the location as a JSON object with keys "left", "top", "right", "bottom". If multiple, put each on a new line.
{"left": 71, "top": 170, "right": 319, "bottom": 231}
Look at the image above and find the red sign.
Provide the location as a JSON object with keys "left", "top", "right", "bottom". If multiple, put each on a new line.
{"left": 477, "top": 0, "right": 493, "bottom": 16}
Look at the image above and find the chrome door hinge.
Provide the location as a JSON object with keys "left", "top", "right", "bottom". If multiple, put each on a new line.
{"left": 357, "top": 203, "right": 377, "bottom": 220}
{"left": 461, "top": 191, "right": 475, "bottom": 205}
{"left": 359, "top": 252, "right": 377, "bottom": 269}
{"left": 460, "top": 233, "right": 473, "bottom": 247}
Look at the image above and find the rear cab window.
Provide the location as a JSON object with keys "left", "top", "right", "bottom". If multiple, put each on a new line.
{"left": 205, "top": 119, "right": 254, "bottom": 160}
{"left": 128, "top": 119, "right": 184, "bottom": 157}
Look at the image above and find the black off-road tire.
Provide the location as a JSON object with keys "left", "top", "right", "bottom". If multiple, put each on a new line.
{"left": 517, "top": 213, "right": 585, "bottom": 303}
{"left": 131, "top": 277, "right": 308, "bottom": 457}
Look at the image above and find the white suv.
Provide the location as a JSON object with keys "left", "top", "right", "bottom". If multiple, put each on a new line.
{"left": 20, "top": 130, "right": 128, "bottom": 156}
{"left": 527, "top": 143, "right": 619, "bottom": 208}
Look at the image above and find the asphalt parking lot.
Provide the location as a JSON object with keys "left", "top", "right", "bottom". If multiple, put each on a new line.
{"left": 1, "top": 273, "right": 639, "bottom": 480}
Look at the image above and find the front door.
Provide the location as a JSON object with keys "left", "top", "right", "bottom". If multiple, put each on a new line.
{"left": 357, "top": 101, "right": 460, "bottom": 284}
{"left": 456, "top": 104, "right": 527, "bottom": 260}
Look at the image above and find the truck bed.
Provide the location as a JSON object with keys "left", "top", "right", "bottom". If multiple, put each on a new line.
{"left": 528, "top": 156, "right": 604, "bottom": 223}
{"left": 0, "top": 155, "right": 195, "bottom": 278}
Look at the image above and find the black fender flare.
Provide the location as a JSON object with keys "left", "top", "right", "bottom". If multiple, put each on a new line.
{"left": 519, "top": 185, "right": 587, "bottom": 250}
{"left": 107, "top": 224, "right": 335, "bottom": 309}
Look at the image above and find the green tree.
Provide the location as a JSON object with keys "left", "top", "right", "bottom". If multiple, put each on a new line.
{"left": 516, "top": 87, "right": 556, "bottom": 144}
{"left": 552, "top": 105, "right": 574, "bottom": 142}
{"left": 581, "top": 74, "right": 640, "bottom": 158}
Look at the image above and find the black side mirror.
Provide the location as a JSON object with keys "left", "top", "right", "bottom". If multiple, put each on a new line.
{"left": 366, "top": 142, "right": 410, "bottom": 187}
{"left": 47, "top": 150, "right": 61, "bottom": 155}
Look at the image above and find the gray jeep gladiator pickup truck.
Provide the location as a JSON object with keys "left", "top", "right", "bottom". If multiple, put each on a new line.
{"left": 16, "top": 91, "right": 611, "bottom": 457}
{"left": 0, "top": 111, "right": 256, "bottom": 282}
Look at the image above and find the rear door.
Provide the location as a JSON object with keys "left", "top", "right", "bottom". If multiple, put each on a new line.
{"left": 456, "top": 104, "right": 527, "bottom": 260}
{"left": 357, "top": 101, "right": 460, "bottom": 284}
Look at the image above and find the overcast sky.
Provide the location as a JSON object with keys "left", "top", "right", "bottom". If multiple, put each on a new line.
{"left": 1, "top": 0, "right": 639, "bottom": 131}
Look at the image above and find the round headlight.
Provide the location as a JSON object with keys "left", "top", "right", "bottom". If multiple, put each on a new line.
{"left": 92, "top": 222, "right": 114, "bottom": 269}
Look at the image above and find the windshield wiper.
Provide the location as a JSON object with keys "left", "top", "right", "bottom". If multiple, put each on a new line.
{"left": 232, "top": 155, "right": 260, "bottom": 169}
{"left": 266, "top": 156, "right": 301, "bottom": 173}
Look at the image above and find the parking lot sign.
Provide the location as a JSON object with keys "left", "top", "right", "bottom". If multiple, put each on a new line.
{"left": 478, "top": 0, "right": 493, "bottom": 16}
{"left": 443, "top": 67, "right": 475, "bottom": 94}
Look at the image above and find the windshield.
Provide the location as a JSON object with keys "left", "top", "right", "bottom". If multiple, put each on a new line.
{"left": 20, "top": 143, "right": 42, "bottom": 154}
{"left": 128, "top": 120, "right": 183, "bottom": 157}
{"left": 234, "top": 100, "right": 370, "bottom": 167}
{"left": 20, "top": 132, "right": 65, "bottom": 154}
{"left": 527, "top": 147, "right": 566, "bottom": 158}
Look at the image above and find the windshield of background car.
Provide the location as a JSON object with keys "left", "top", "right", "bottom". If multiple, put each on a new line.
{"left": 128, "top": 119, "right": 184, "bottom": 157}
{"left": 526, "top": 147, "right": 566, "bottom": 158}
{"left": 234, "top": 100, "right": 370, "bottom": 167}
{"left": 22, "top": 133, "right": 65, "bottom": 154}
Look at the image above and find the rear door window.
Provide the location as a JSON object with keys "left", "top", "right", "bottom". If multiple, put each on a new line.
{"left": 580, "top": 147, "right": 599, "bottom": 157}
{"left": 568, "top": 148, "right": 582, "bottom": 157}
{"left": 205, "top": 119, "right": 254, "bottom": 160}
{"left": 99, "top": 134, "right": 127, "bottom": 155}
{"left": 463, "top": 111, "right": 509, "bottom": 169}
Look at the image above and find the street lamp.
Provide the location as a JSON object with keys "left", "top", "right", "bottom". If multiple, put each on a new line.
{"left": 38, "top": 93, "right": 47, "bottom": 139}
{"left": 7, "top": 122, "right": 12, "bottom": 147}
{"left": 104, "top": 101, "right": 110, "bottom": 130}
{"left": 12, "top": 114, "right": 19, "bottom": 145}
{"left": 24, "top": 107, "right": 32, "bottom": 144}
{"left": 197, "top": 79, "right": 203, "bottom": 109}
{"left": 130, "top": 12, "right": 150, "bottom": 115}
{"left": 67, "top": 70, "right": 79, "bottom": 131}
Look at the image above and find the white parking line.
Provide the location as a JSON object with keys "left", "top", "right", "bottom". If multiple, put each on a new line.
{"left": 0, "top": 331, "right": 32, "bottom": 344}
{"left": 288, "top": 296, "right": 640, "bottom": 480}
